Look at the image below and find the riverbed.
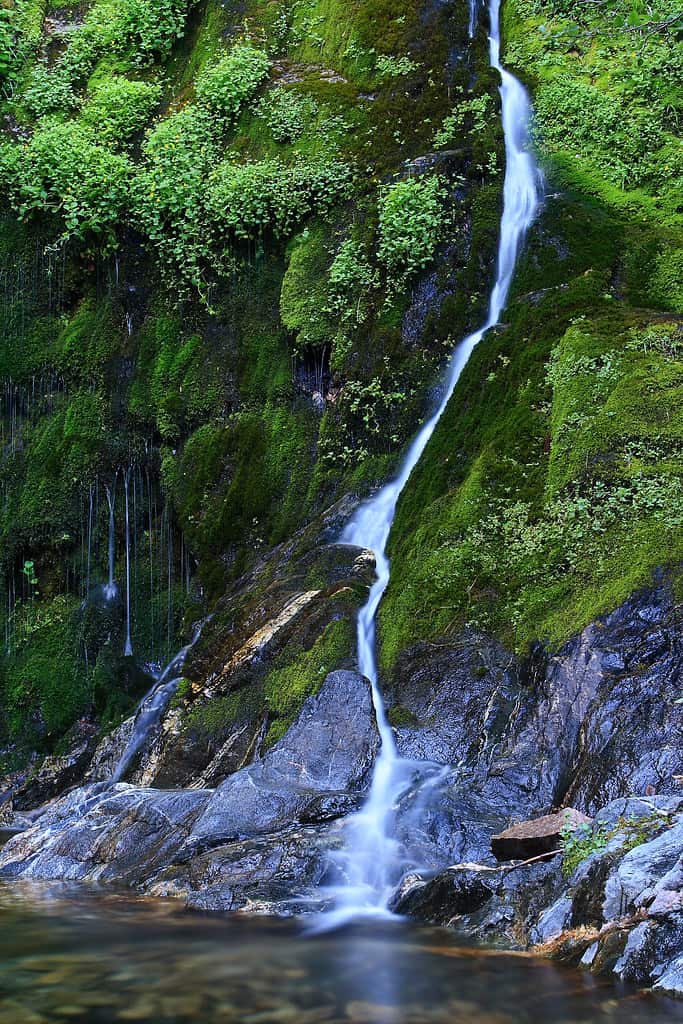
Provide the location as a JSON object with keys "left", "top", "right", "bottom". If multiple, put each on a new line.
{"left": 0, "top": 883, "right": 681, "bottom": 1023}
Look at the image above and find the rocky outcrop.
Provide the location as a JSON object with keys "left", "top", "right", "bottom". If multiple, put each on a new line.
{"left": 1, "top": 568, "right": 682, "bottom": 999}
{"left": 491, "top": 808, "right": 591, "bottom": 862}
{"left": 0, "top": 670, "right": 378, "bottom": 912}
{"left": 396, "top": 797, "right": 683, "bottom": 997}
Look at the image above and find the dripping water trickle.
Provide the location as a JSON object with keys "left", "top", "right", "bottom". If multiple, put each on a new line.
{"left": 318, "top": 0, "right": 542, "bottom": 926}
{"left": 109, "top": 619, "right": 208, "bottom": 784}
{"left": 123, "top": 469, "right": 133, "bottom": 658}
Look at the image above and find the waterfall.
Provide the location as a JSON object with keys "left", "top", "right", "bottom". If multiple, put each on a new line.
{"left": 110, "top": 620, "right": 207, "bottom": 784}
{"left": 322, "top": 0, "right": 542, "bottom": 925}
{"left": 123, "top": 469, "right": 133, "bottom": 657}
{"left": 104, "top": 478, "right": 117, "bottom": 600}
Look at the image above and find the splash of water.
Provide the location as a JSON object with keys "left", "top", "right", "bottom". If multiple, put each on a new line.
{"left": 321, "top": 0, "right": 542, "bottom": 926}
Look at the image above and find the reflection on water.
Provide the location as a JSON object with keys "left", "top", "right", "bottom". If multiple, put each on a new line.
{"left": 0, "top": 882, "right": 681, "bottom": 1024}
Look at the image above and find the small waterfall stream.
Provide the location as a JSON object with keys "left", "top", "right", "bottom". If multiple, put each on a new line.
{"left": 323, "top": 0, "right": 542, "bottom": 925}
{"left": 110, "top": 620, "right": 206, "bottom": 784}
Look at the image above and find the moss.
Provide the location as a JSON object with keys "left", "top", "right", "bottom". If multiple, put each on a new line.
{"left": 262, "top": 615, "right": 354, "bottom": 743}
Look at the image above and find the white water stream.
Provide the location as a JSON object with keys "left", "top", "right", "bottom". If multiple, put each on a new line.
{"left": 322, "top": 0, "right": 542, "bottom": 925}
{"left": 110, "top": 620, "right": 206, "bottom": 784}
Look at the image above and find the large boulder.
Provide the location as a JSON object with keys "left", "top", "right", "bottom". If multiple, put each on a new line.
{"left": 491, "top": 808, "right": 591, "bottom": 862}
{"left": 0, "top": 670, "right": 378, "bottom": 907}
{"left": 182, "top": 670, "right": 379, "bottom": 854}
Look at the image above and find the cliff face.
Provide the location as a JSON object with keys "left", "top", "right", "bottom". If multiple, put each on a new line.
{"left": 0, "top": 0, "right": 682, "bottom": 993}
{"left": 0, "top": 0, "right": 504, "bottom": 763}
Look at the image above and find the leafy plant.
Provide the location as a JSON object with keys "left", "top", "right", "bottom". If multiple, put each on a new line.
{"left": 255, "top": 86, "right": 317, "bottom": 143}
{"left": 0, "top": 122, "right": 132, "bottom": 249}
{"left": 560, "top": 817, "right": 608, "bottom": 877}
{"left": 22, "top": 63, "right": 81, "bottom": 119}
{"left": 206, "top": 157, "right": 352, "bottom": 241}
{"left": 195, "top": 44, "right": 270, "bottom": 120}
{"left": 81, "top": 77, "right": 162, "bottom": 146}
{"left": 377, "top": 175, "right": 445, "bottom": 283}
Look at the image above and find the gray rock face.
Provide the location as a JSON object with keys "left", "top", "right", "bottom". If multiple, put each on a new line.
{"left": 0, "top": 784, "right": 212, "bottom": 884}
{"left": 603, "top": 818, "right": 683, "bottom": 921}
{"left": 184, "top": 670, "right": 379, "bottom": 853}
{"left": 385, "top": 583, "right": 683, "bottom": 873}
{"left": 0, "top": 670, "right": 378, "bottom": 911}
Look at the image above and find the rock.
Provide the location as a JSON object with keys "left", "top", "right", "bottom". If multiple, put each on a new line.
{"left": 0, "top": 670, "right": 377, "bottom": 909}
{"left": 602, "top": 818, "right": 683, "bottom": 920}
{"left": 491, "top": 809, "right": 591, "bottom": 862}
{"left": 391, "top": 867, "right": 496, "bottom": 925}
{"left": 151, "top": 821, "right": 342, "bottom": 914}
{"left": 11, "top": 719, "right": 99, "bottom": 810}
{"left": 0, "top": 784, "right": 212, "bottom": 885}
{"left": 182, "top": 670, "right": 379, "bottom": 853}
{"left": 654, "top": 955, "right": 683, "bottom": 999}
{"left": 534, "top": 898, "right": 573, "bottom": 942}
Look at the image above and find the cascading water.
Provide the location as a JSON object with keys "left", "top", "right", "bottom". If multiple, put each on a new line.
{"left": 322, "top": 0, "right": 542, "bottom": 925}
{"left": 110, "top": 619, "right": 207, "bottom": 784}
{"left": 123, "top": 469, "right": 133, "bottom": 657}
{"left": 104, "top": 479, "right": 117, "bottom": 601}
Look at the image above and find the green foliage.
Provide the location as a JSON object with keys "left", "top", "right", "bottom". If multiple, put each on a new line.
{"left": 377, "top": 175, "right": 445, "bottom": 283}
{"left": 207, "top": 158, "right": 352, "bottom": 241}
{"left": 81, "top": 77, "right": 162, "bottom": 146}
{"left": 132, "top": 104, "right": 221, "bottom": 290}
{"left": 434, "top": 93, "right": 493, "bottom": 148}
{"left": 22, "top": 62, "right": 80, "bottom": 118}
{"left": 561, "top": 809, "right": 672, "bottom": 877}
{"left": 375, "top": 54, "right": 419, "bottom": 78}
{"left": 280, "top": 224, "right": 333, "bottom": 348}
{"left": 255, "top": 86, "right": 317, "bottom": 143}
{"left": 195, "top": 44, "right": 270, "bottom": 119}
{"left": 2, "top": 596, "right": 85, "bottom": 742}
{"left": 0, "top": 122, "right": 132, "bottom": 248}
{"left": 561, "top": 819, "right": 608, "bottom": 877}
{"left": 58, "top": 0, "right": 191, "bottom": 81}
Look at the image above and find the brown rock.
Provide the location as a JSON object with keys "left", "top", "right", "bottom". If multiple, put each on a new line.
{"left": 491, "top": 808, "right": 592, "bottom": 862}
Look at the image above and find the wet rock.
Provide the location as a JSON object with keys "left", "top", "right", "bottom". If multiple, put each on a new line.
{"left": 392, "top": 868, "right": 496, "bottom": 925}
{"left": 153, "top": 822, "right": 341, "bottom": 914}
{"left": 12, "top": 720, "right": 99, "bottom": 811}
{"left": 490, "top": 809, "right": 590, "bottom": 862}
{"left": 534, "top": 898, "right": 573, "bottom": 942}
{"left": 183, "top": 671, "right": 379, "bottom": 852}
{"left": 0, "top": 785, "right": 212, "bottom": 885}
{"left": 654, "top": 955, "right": 683, "bottom": 999}
{"left": 602, "top": 818, "right": 683, "bottom": 920}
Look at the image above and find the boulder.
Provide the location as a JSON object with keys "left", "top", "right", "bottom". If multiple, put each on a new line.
{"left": 183, "top": 670, "right": 379, "bottom": 853}
{"left": 391, "top": 867, "right": 496, "bottom": 925}
{"left": 491, "top": 809, "right": 591, "bottom": 862}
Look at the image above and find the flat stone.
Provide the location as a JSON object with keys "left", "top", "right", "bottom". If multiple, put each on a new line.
{"left": 491, "top": 809, "right": 591, "bottom": 862}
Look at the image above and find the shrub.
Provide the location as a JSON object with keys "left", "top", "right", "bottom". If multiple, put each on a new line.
{"left": 132, "top": 104, "right": 222, "bottom": 288}
{"left": 22, "top": 63, "right": 81, "bottom": 119}
{"left": 195, "top": 44, "right": 270, "bottom": 119}
{"left": 81, "top": 77, "right": 162, "bottom": 146}
{"left": 207, "top": 157, "right": 352, "bottom": 240}
{"left": 59, "top": 0, "right": 191, "bottom": 81}
{"left": 254, "top": 86, "right": 317, "bottom": 143}
{"left": 0, "top": 122, "right": 132, "bottom": 248}
{"left": 377, "top": 175, "right": 445, "bottom": 280}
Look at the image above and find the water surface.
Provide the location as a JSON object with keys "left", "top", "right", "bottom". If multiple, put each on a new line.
{"left": 1, "top": 883, "right": 681, "bottom": 1023}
